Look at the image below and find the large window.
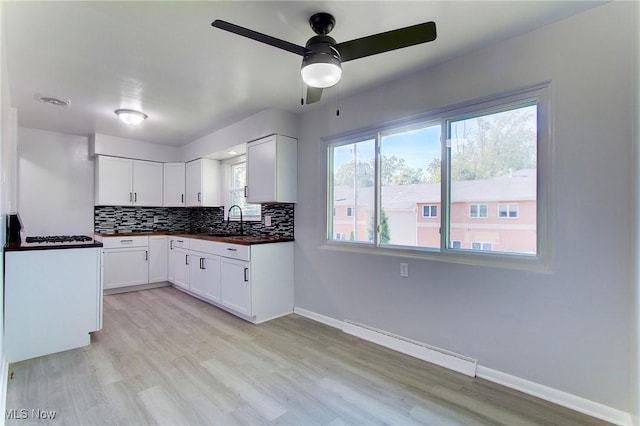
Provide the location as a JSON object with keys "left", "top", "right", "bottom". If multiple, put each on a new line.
{"left": 327, "top": 85, "right": 548, "bottom": 265}
{"left": 227, "top": 159, "right": 260, "bottom": 221}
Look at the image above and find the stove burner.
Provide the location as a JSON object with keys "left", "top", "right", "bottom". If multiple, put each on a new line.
{"left": 25, "top": 235, "right": 93, "bottom": 243}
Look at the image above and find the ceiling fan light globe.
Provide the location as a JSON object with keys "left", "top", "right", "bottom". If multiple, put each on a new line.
{"left": 301, "top": 62, "right": 342, "bottom": 88}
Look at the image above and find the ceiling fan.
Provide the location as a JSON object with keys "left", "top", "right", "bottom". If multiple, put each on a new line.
{"left": 211, "top": 13, "right": 437, "bottom": 104}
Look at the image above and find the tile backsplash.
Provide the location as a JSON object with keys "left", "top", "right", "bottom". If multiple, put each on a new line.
{"left": 94, "top": 204, "right": 294, "bottom": 238}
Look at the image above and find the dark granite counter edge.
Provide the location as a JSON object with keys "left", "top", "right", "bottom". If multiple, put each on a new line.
{"left": 5, "top": 242, "right": 104, "bottom": 252}
{"left": 95, "top": 232, "right": 294, "bottom": 246}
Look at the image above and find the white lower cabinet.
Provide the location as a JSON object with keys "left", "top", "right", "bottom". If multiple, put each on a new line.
{"left": 102, "top": 237, "right": 149, "bottom": 290}
{"left": 148, "top": 236, "right": 168, "bottom": 283}
{"left": 168, "top": 239, "right": 293, "bottom": 324}
{"left": 190, "top": 254, "right": 221, "bottom": 302}
{"left": 172, "top": 247, "right": 190, "bottom": 291}
{"left": 220, "top": 257, "right": 251, "bottom": 316}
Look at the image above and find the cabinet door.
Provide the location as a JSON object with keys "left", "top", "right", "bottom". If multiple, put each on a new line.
{"left": 190, "top": 254, "right": 221, "bottom": 302}
{"left": 95, "top": 156, "right": 133, "bottom": 205}
{"left": 167, "top": 240, "right": 175, "bottom": 283}
{"left": 246, "top": 136, "right": 275, "bottom": 203}
{"left": 185, "top": 160, "right": 202, "bottom": 207}
{"left": 220, "top": 257, "right": 251, "bottom": 316}
{"left": 103, "top": 248, "right": 148, "bottom": 289}
{"left": 189, "top": 255, "right": 205, "bottom": 297}
{"left": 133, "top": 160, "right": 163, "bottom": 206}
{"left": 201, "top": 255, "right": 221, "bottom": 303}
{"left": 148, "top": 236, "right": 168, "bottom": 283}
{"left": 172, "top": 248, "right": 190, "bottom": 290}
{"left": 163, "top": 163, "right": 186, "bottom": 206}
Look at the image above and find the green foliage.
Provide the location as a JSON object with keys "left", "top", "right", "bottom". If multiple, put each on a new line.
{"left": 334, "top": 155, "right": 427, "bottom": 187}
{"left": 450, "top": 108, "right": 536, "bottom": 181}
{"left": 369, "top": 209, "right": 391, "bottom": 243}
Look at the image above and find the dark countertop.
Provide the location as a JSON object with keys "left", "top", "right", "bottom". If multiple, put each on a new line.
{"left": 5, "top": 239, "right": 103, "bottom": 252}
{"left": 95, "top": 231, "right": 293, "bottom": 246}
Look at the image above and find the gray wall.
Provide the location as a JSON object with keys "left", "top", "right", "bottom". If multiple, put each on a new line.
{"left": 295, "top": 2, "right": 637, "bottom": 415}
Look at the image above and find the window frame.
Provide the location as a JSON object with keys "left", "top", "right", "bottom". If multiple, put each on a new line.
{"left": 422, "top": 205, "right": 438, "bottom": 218}
{"left": 469, "top": 204, "right": 489, "bottom": 218}
{"left": 322, "top": 83, "right": 552, "bottom": 273}
{"left": 223, "top": 156, "right": 261, "bottom": 222}
{"left": 498, "top": 203, "right": 519, "bottom": 218}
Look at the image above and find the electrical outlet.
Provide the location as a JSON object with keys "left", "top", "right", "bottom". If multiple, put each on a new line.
{"left": 400, "top": 263, "right": 409, "bottom": 278}
{"left": 153, "top": 216, "right": 159, "bottom": 224}
{"left": 264, "top": 215, "right": 272, "bottom": 227}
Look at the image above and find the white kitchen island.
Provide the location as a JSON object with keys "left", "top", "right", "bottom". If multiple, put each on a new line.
{"left": 4, "top": 244, "right": 102, "bottom": 363}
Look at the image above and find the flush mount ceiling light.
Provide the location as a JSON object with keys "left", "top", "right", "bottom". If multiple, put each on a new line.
{"left": 38, "top": 96, "right": 70, "bottom": 107}
{"left": 114, "top": 109, "right": 147, "bottom": 125}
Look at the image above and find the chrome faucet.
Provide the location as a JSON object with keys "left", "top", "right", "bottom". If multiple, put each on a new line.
{"left": 227, "top": 204, "right": 244, "bottom": 235}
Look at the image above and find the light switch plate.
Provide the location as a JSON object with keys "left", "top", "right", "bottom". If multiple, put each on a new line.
{"left": 265, "top": 215, "right": 272, "bottom": 227}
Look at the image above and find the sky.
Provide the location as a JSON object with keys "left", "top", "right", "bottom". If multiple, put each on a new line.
{"left": 333, "top": 124, "right": 441, "bottom": 170}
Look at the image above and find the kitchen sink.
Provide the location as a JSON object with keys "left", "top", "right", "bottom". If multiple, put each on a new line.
{"left": 206, "top": 232, "right": 245, "bottom": 237}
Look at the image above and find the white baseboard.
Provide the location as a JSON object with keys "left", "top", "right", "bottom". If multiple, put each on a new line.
{"left": 476, "top": 366, "right": 633, "bottom": 426}
{"left": 293, "top": 307, "right": 345, "bottom": 330}
{"left": 343, "top": 320, "right": 477, "bottom": 377}
{"left": 294, "top": 306, "right": 633, "bottom": 426}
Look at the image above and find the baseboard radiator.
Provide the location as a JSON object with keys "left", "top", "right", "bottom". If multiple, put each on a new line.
{"left": 342, "top": 320, "right": 477, "bottom": 377}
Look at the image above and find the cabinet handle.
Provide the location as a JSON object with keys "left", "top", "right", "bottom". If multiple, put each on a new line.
{"left": 145, "top": 250, "right": 148, "bottom": 261}
{"left": 226, "top": 248, "right": 237, "bottom": 252}
{"left": 244, "top": 186, "right": 248, "bottom": 197}
{"left": 200, "top": 258, "right": 205, "bottom": 270}
{"left": 244, "top": 267, "right": 249, "bottom": 282}
{"left": 134, "top": 192, "right": 137, "bottom": 202}
{"left": 170, "top": 240, "right": 173, "bottom": 250}
{"left": 120, "top": 239, "right": 133, "bottom": 243}
{"left": 181, "top": 194, "right": 184, "bottom": 203}
{"left": 177, "top": 240, "right": 184, "bottom": 243}
{"left": 185, "top": 254, "right": 189, "bottom": 265}
{"left": 198, "top": 192, "right": 201, "bottom": 202}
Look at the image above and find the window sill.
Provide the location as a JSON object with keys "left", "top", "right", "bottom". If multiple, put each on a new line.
{"left": 319, "top": 241, "right": 552, "bottom": 274}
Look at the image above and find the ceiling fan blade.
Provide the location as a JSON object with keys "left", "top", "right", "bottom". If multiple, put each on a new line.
{"left": 335, "top": 21, "right": 436, "bottom": 62}
{"left": 306, "top": 86, "right": 323, "bottom": 104}
{"left": 211, "top": 20, "right": 308, "bottom": 56}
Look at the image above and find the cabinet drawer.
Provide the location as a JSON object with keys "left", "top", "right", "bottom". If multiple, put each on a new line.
{"left": 189, "top": 239, "right": 250, "bottom": 261}
{"left": 101, "top": 236, "right": 149, "bottom": 248}
{"left": 218, "top": 243, "right": 250, "bottom": 261}
{"left": 169, "top": 238, "right": 190, "bottom": 250}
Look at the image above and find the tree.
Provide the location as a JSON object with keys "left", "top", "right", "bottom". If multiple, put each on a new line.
{"left": 333, "top": 160, "right": 374, "bottom": 187}
{"left": 378, "top": 155, "right": 427, "bottom": 185}
{"left": 368, "top": 209, "right": 391, "bottom": 243}
{"left": 450, "top": 108, "right": 536, "bottom": 181}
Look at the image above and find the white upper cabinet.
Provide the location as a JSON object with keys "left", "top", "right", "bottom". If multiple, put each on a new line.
{"left": 132, "top": 160, "right": 163, "bottom": 206}
{"left": 95, "top": 156, "right": 162, "bottom": 206}
{"left": 95, "top": 156, "right": 133, "bottom": 206}
{"left": 246, "top": 134, "right": 297, "bottom": 203}
{"left": 185, "top": 158, "right": 220, "bottom": 207}
{"left": 163, "top": 163, "right": 186, "bottom": 207}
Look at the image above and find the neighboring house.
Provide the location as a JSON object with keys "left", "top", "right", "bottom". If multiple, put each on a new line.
{"left": 333, "top": 169, "right": 536, "bottom": 254}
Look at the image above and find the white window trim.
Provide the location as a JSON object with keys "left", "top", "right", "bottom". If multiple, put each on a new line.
{"left": 320, "top": 82, "right": 553, "bottom": 273}
{"left": 223, "top": 155, "right": 261, "bottom": 222}
{"left": 469, "top": 204, "right": 489, "bottom": 218}
{"left": 498, "top": 202, "right": 519, "bottom": 218}
{"left": 422, "top": 205, "right": 438, "bottom": 218}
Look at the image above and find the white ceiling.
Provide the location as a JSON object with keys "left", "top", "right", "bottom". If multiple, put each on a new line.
{"left": 3, "top": 1, "right": 603, "bottom": 147}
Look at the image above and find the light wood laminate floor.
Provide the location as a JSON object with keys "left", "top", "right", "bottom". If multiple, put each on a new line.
{"left": 6, "top": 286, "right": 610, "bottom": 425}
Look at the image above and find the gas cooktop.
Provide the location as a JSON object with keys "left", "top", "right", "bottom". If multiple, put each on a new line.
{"left": 25, "top": 235, "right": 93, "bottom": 243}
{"left": 6, "top": 235, "right": 102, "bottom": 252}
